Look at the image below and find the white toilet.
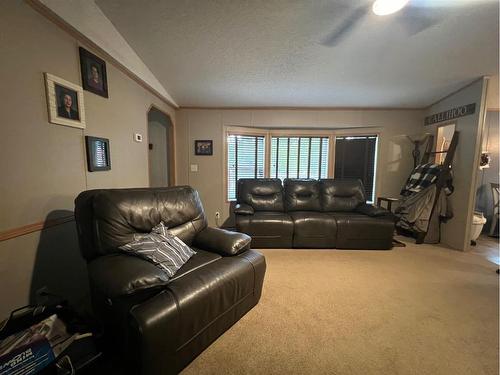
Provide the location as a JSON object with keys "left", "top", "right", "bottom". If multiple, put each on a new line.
{"left": 471, "top": 211, "right": 487, "bottom": 245}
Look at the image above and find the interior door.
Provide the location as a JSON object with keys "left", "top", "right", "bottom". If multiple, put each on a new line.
{"left": 148, "top": 116, "right": 170, "bottom": 187}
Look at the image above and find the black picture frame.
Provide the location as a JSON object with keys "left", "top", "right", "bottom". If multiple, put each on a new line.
{"left": 85, "top": 136, "right": 111, "bottom": 171}
{"left": 79, "top": 47, "right": 109, "bottom": 98}
{"left": 195, "top": 140, "right": 213, "bottom": 155}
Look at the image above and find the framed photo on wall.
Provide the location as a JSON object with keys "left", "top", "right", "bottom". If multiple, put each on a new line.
{"left": 195, "top": 140, "right": 213, "bottom": 155}
{"left": 85, "top": 136, "right": 111, "bottom": 171}
{"left": 44, "top": 73, "right": 86, "bottom": 129}
{"left": 79, "top": 47, "right": 109, "bottom": 98}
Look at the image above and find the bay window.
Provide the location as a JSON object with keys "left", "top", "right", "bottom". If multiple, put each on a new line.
{"left": 226, "top": 128, "right": 378, "bottom": 202}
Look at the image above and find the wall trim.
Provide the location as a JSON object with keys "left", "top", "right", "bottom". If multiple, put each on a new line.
{"left": 179, "top": 106, "right": 424, "bottom": 111}
{"left": 0, "top": 215, "right": 75, "bottom": 242}
{"left": 26, "top": 0, "right": 178, "bottom": 109}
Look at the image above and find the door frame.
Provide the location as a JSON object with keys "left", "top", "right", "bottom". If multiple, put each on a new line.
{"left": 147, "top": 104, "right": 176, "bottom": 186}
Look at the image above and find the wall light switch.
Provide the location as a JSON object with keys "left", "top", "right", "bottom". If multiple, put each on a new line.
{"left": 190, "top": 164, "right": 198, "bottom": 172}
{"left": 134, "top": 133, "right": 143, "bottom": 142}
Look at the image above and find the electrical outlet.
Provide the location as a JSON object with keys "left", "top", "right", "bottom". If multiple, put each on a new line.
{"left": 215, "top": 211, "right": 220, "bottom": 228}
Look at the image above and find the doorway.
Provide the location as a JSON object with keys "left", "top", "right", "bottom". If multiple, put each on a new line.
{"left": 147, "top": 106, "right": 174, "bottom": 187}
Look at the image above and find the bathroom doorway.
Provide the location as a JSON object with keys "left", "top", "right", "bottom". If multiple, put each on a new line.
{"left": 147, "top": 106, "right": 174, "bottom": 187}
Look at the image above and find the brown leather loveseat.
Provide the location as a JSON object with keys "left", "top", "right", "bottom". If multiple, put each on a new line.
{"left": 234, "top": 178, "right": 394, "bottom": 249}
{"left": 74, "top": 186, "right": 266, "bottom": 375}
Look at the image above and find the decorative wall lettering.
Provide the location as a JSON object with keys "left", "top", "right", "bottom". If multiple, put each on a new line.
{"left": 424, "top": 103, "right": 475, "bottom": 126}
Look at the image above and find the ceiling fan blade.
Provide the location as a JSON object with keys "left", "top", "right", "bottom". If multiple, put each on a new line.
{"left": 321, "top": 5, "right": 370, "bottom": 47}
{"left": 397, "top": 6, "right": 441, "bottom": 36}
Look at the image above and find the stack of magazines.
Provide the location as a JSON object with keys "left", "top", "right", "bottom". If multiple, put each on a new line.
{"left": 0, "top": 314, "right": 90, "bottom": 375}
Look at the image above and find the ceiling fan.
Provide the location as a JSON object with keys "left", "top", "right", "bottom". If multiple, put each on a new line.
{"left": 321, "top": 0, "right": 492, "bottom": 47}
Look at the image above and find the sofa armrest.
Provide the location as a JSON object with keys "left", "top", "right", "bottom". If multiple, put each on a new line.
{"left": 356, "top": 203, "right": 393, "bottom": 218}
{"left": 88, "top": 253, "right": 170, "bottom": 300}
{"left": 234, "top": 203, "right": 254, "bottom": 215}
{"left": 193, "top": 227, "right": 251, "bottom": 256}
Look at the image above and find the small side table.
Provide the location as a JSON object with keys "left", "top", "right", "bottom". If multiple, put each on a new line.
{"left": 377, "top": 197, "right": 399, "bottom": 212}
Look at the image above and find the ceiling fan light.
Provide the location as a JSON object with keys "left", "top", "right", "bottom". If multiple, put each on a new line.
{"left": 372, "top": 0, "right": 410, "bottom": 16}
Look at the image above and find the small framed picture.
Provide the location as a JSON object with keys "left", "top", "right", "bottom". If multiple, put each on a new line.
{"left": 195, "top": 140, "right": 213, "bottom": 155}
{"left": 44, "top": 73, "right": 86, "bottom": 129}
{"left": 85, "top": 136, "right": 111, "bottom": 171}
{"left": 79, "top": 47, "right": 109, "bottom": 98}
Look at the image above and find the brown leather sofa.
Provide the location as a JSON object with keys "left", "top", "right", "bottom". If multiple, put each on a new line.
{"left": 74, "top": 186, "right": 266, "bottom": 375}
{"left": 235, "top": 178, "right": 394, "bottom": 249}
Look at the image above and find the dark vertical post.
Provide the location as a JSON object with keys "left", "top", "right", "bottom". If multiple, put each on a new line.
{"left": 363, "top": 138, "right": 369, "bottom": 199}
{"left": 340, "top": 138, "right": 345, "bottom": 178}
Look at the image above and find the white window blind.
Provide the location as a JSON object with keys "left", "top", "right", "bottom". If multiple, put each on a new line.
{"left": 270, "top": 136, "right": 329, "bottom": 180}
{"left": 227, "top": 134, "right": 265, "bottom": 200}
{"left": 334, "top": 135, "right": 378, "bottom": 202}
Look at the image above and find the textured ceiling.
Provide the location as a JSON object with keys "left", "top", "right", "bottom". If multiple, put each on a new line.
{"left": 96, "top": 0, "right": 499, "bottom": 107}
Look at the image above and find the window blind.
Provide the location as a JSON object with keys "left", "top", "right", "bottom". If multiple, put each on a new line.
{"left": 227, "top": 134, "right": 265, "bottom": 200}
{"left": 270, "top": 136, "right": 329, "bottom": 180}
{"left": 334, "top": 135, "right": 378, "bottom": 202}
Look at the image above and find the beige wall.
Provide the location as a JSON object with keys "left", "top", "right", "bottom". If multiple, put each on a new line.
{"left": 0, "top": 2, "right": 175, "bottom": 317}
{"left": 475, "top": 111, "right": 500, "bottom": 232}
{"left": 38, "top": 0, "right": 177, "bottom": 107}
{"left": 486, "top": 75, "right": 499, "bottom": 110}
{"left": 425, "top": 78, "right": 489, "bottom": 251}
{"left": 176, "top": 108, "right": 425, "bottom": 226}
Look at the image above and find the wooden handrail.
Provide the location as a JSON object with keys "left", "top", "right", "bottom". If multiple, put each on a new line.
{"left": 0, "top": 215, "right": 75, "bottom": 242}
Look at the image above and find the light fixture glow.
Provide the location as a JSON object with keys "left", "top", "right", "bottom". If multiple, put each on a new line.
{"left": 372, "top": 0, "right": 410, "bottom": 16}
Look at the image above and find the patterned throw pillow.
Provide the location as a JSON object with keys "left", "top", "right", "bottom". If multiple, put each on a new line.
{"left": 120, "top": 222, "right": 196, "bottom": 278}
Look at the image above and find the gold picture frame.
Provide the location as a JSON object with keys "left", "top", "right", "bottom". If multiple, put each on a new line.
{"left": 44, "top": 73, "right": 86, "bottom": 129}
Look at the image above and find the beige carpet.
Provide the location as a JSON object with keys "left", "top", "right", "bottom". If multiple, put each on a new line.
{"left": 182, "top": 240, "right": 499, "bottom": 375}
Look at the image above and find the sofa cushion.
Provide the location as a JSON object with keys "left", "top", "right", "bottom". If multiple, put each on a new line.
{"left": 88, "top": 253, "right": 171, "bottom": 299}
{"left": 170, "top": 249, "right": 221, "bottom": 282}
{"left": 329, "top": 213, "right": 394, "bottom": 249}
{"left": 289, "top": 212, "right": 337, "bottom": 248}
{"left": 75, "top": 186, "right": 207, "bottom": 259}
{"left": 234, "top": 203, "right": 254, "bottom": 215}
{"left": 193, "top": 227, "right": 251, "bottom": 256}
{"left": 120, "top": 222, "right": 196, "bottom": 278}
{"left": 356, "top": 203, "right": 394, "bottom": 218}
{"left": 236, "top": 212, "right": 293, "bottom": 248}
{"left": 129, "top": 249, "right": 266, "bottom": 373}
{"left": 237, "top": 178, "right": 284, "bottom": 212}
{"left": 320, "top": 179, "right": 366, "bottom": 212}
{"left": 284, "top": 179, "right": 321, "bottom": 212}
